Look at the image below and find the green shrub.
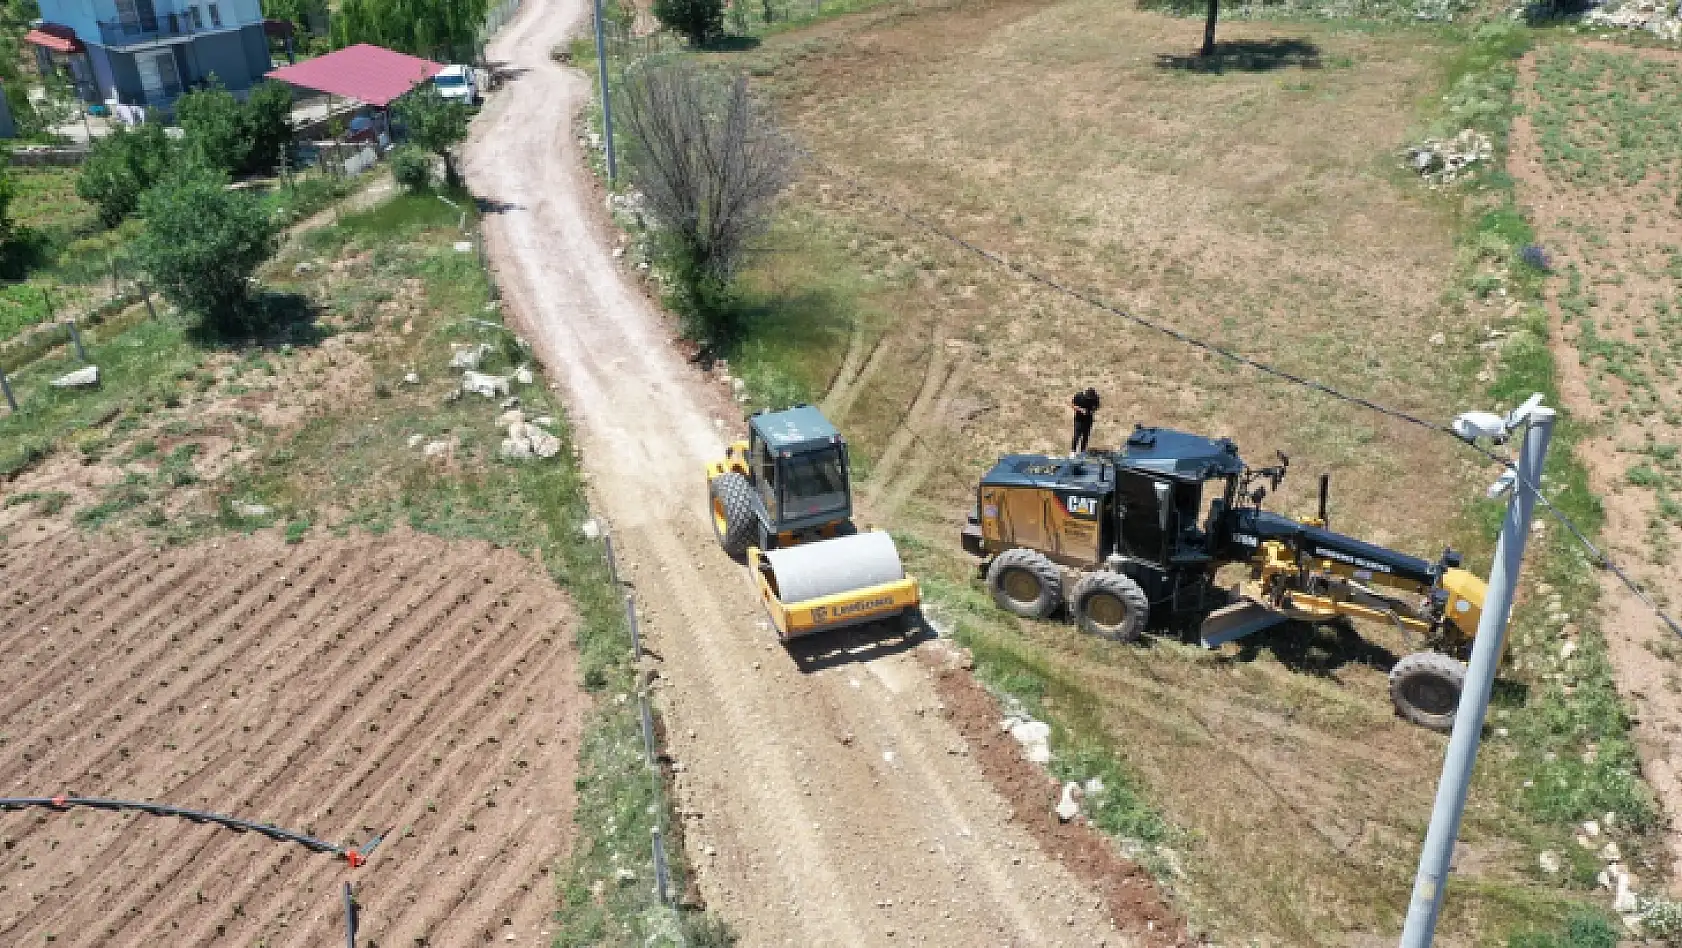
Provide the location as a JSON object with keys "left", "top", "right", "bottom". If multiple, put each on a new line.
{"left": 391, "top": 146, "right": 432, "bottom": 192}
{"left": 135, "top": 164, "right": 278, "bottom": 334}
{"left": 76, "top": 123, "right": 173, "bottom": 228}
{"left": 653, "top": 0, "right": 723, "bottom": 44}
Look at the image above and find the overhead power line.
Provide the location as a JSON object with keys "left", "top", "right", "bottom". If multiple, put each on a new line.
{"left": 805, "top": 155, "right": 1682, "bottom": 639}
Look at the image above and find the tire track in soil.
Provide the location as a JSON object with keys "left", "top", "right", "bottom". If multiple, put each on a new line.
{"left": 0, "top": 530, "right": 583, "bottom": 948}
{"left": 464, "top": 0, "right": 1141, "bottom": 942}
{"left": 822, "top": 325, "right": 892, "bottom": 423}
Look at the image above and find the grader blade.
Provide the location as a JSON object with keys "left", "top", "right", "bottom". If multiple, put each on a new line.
{"left": 1200, "top": 596, "right": 1287, "bottom": 648}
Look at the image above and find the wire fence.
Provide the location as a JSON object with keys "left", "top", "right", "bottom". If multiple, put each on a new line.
{"left": 603, "top": 530, "right": 685, "bottom": 925}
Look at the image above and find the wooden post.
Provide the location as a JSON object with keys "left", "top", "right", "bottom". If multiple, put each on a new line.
{"left": 41, "top": 286, "right": 53, "bottom": 322}
{"left": 0, "top": 365, "right": 16, "bottom": 412}
{"left": 67, "top": 319, "right": 86, "bottom": 362}
{"left": 141, "top": 283, "right": 158, "bottom": 320}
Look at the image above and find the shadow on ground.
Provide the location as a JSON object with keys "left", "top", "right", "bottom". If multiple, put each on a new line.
{"left": 788, "top": 614, "right": 932, "bottom": 673}
{"left": 1157, "top": 38, "right": 1321, "bottom": 73}
{"left": 1220, "top": 618, "right": 1399, "bottom": 678}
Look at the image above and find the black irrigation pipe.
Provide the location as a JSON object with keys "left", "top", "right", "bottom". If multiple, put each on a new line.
{"left": 0, "top": 796, "right": 385, "bottom": 867}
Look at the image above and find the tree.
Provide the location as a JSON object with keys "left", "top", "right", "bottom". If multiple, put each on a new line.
{"left": 396, "top": 81, "right": 471, "bottom": 187}
{"left": 241, "top": 81, "right": 295, "bottom": 176}
{"left": 616, "top": 63, "right": 796, "bottom": 335}
{"left": 331, "top": 0, "right": 488, "bottom": 61}
{"left": 135, "top": 164, "right": 277, "bottom": 333}
{"left": 75, "top": 123, "right": 174, "bottom": 228}
{"left": 175, "top": 79, "right": 295, "bottom": 176}
{"left": 176, "top": 79, "right": 249, "bottom": 173}
{"left": 653, "top": 0, "right": 723, "bottom": 45}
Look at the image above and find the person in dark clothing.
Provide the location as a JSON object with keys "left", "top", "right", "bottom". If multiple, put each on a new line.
{"left": 1070, "top": 387, "right": 1100, "bottom": 454}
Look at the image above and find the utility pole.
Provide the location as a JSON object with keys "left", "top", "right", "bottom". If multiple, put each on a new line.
{"left": 1400, "top": 405, "right": 1555, "bottom": 948}
{"left": 590, "top": 0, "right": 618, "bottom": 183}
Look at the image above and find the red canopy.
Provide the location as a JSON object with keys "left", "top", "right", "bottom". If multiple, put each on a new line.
{"left": 25, "top": 24, "right": 84, "bottom": 54}
{"left": 266, "top": 44, "right": 443, "bottom": 107}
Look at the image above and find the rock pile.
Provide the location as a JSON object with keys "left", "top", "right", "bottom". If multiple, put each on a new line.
{"left": 1406, "top": 129, "right": 1493, "bottom": 185}
{"left": 1584, "top": 0, "right": 1682, "bottom": 40}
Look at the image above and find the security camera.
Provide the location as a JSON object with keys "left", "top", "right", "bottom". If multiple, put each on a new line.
{"left": 1505, "top": 393, "right": 1546, "bottom": 431}
{"left": 1486, "top": 468, "right": 1517, "bottom": 499}
{"left": 1452, "top": 411, "right": 1510, "bottom": 444}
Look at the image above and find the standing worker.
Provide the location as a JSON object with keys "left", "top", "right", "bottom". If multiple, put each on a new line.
{"left": 1070, "top": 387, "right": 1100, "bottom": 455}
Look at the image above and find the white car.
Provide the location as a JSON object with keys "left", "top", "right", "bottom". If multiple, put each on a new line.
{"left": 433, "top": 65, "right": 480, "bottom": 105}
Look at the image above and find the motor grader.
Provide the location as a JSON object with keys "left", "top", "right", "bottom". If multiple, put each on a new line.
{"left": 961, "top": 425, "right": 1491, "bottom": 731}
{"left": 707, "top": 405, "right": 920, "bottom": 639}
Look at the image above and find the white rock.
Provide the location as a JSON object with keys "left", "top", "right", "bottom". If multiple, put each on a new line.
{"left": 1428, "top": 332, "right": 1446, "bottom": 346}
{"left": 581, "top": 519, "right": 601, "bottom": 540}
{"left": 50, "top": 365, "right": 99, "bottom": 388}
{"left": 454, "top": 240, "right": 473, "bottom": 253}
{"left": 423, "top": 440, "right": 451, "bottom": 458}
{"left": 1604, "top": 811, "right": 1618, "bottom": 829}
{"left": 1084, "top": 776, "right": 1106, "bottom": 796}
{"left": 1601, "top": 841, "right": 1622, "bottom": 862}
{"left": 1009, "top": 719, "right": 1052, "bottom": 764}
{"left": 731, "top": 377, "right": 747, "bottom": 395}
{"left": 497, "top": 409, "right": 526, "bottom": 427}
{"left": 1055, "top": 782, "right": 1082, "bottom": 823}
{"left": 1583, "top": 820, "right": 1601, "bottom": 838}
{"left": 407, "top": 434, "right": 425, "bottom": 448}
{"left": 1614, "top": 870, "right": 1639, "bottom": 913}
{"left": 532, "top": 416, "right": 555, "bottom": 428}
{"left": 1539, "top": 850, "right": 1561, "bottom": 874}
{"left": 402, "top": 371, "right": 421, "bottom": 385}
{"left": 449, "top": 343, "right": 492, "bottom": 371}
{"left": 501, "top": 396, "right": 520, "bottom": 409}
{"left": 614, "top": 867, "right": 637, "bottom": 884}
{"left": 514, "top": 365, "right": 535, "bottom": 385}
{"left": 1560, "top": 640, "right": 1578, "bottom": 660}
{"left": 527, "top": 426, "right": 561, "bottom": 459}
{"left": 500, "top": 436, "right": 534, "bottom": 460}
{"left": 461, "top": 372, "right": 510, "bottom": 398}
{"left": 230, "top": 500, "right": 270, "bottom": 518}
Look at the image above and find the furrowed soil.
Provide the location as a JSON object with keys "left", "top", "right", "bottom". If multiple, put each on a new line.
{"left": 1510, "top": 39, "right": 1682, "bottom": 889}
{"left": 466, "top": 0, "right": 1183, "bottom": 943}
{"left": 0, "top": 529, "right": 581, "bottom": 946}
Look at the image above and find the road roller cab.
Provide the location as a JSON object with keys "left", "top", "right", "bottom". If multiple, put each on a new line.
{"left": 706, "top": 405, "right": 920, "bottom": 640}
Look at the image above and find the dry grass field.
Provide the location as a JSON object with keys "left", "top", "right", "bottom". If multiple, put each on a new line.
{"left": 695, "top": 1, "right": 1650, "bottom": 942}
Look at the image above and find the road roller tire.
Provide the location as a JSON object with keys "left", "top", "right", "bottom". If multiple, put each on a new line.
{"left": 987, "top": 548, "right": 1063, "bottom": 619}
{"left": 1389, "top": 651, "right": 1465, "bottom": 732}
{"left": 709, "top": 472, "right": 757, "bottom": 560}
{"left": 1072, "top": 571, "right": 1150, "bottom": 642}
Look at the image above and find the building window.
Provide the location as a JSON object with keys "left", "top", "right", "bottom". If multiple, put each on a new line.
{"left": 207, "top": 3, "right": 221, "bottom": 26}
{"left": 189, "top": 6, "right": 203, "bottom": 28}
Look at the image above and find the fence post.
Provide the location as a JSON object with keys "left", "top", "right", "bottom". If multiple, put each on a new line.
{"left": 41, "top": 286, "right": 53, "bottom": 322}
{"left": 106, "top": 253, "right": 118, "bottom": 295}
{"left": 0, "top": 365, "right": 16, "bottom": 412}
{"left": 141, "top": 283, "right": 158, "bottom": 320}
{"left": 66, "top": 319, "right": 86, "bottom": 362}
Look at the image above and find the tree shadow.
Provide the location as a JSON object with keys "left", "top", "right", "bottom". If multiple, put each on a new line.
{"left": 0, "top": 228, "right": 61, "bottom": 281}
{"left": 703, "top": 35, "right": 763, "bottom": 51}
{"left": 1156, "top": 38, "right": 1322, "bottom": 74}
{"left": 185, "top": 291, "right": 329, "bottom": 350}
{"left": 1215, "top": 617, "right": 1401, "bottom": 678}
{"left": 786, "top": 613, "right": 933, "bottom": 674}
{"left": 473, "top": 196, "right": 525, "bottom": 215}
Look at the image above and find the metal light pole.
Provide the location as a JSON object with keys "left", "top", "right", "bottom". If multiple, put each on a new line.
{"left": 1400, "top": 405, "right": 1555, "bottom": 948}
{"left": 590, "top": 0, "right": 618, "bottom": 184}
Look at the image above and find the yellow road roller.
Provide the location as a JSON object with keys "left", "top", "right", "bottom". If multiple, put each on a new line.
{"left": 705, "top": 405, "right": 920, "bottom": 639}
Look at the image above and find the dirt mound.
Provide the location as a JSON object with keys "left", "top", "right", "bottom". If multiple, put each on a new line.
{"left": 0, "top": 529, "right": 583, "bottom": 946}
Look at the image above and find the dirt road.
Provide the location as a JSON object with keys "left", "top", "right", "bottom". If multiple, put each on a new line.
{"left": 462, "top": 3, "right": 1139, "bottom": 944}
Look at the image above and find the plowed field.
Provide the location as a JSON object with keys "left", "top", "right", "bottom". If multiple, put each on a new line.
{"left": 0, "top": 529, "right": 582, "bottom": 946}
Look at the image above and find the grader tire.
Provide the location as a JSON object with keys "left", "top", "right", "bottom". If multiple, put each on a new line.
{"left": 987, "top": 548, "right": 1064, "bottom": 619}
{"left": 709, "top": 472, "right": 757, "bottom": 560}
{"left": 1389, "top": 651, "right": 1466, "bottom": 732}
{"left": 1072, "top": 571, "right": 1151, "bottom": 643}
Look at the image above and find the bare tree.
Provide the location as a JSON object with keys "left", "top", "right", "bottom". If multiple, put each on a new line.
{"left": 616, "top": 62, "right": 797, "bottom": 327}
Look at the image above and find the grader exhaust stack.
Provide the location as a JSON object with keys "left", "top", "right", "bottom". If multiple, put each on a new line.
{"left": 706, "top": 405, "right": 920, "bottom": 639}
